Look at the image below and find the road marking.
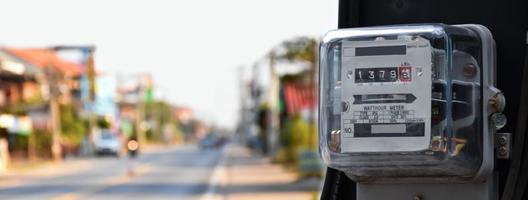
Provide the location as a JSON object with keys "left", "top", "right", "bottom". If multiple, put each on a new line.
{"left": 200, "top": 146, "right": 228, "bottom": 200}
{"left": 51, "top": 164, "right": 152, "bottom": 200}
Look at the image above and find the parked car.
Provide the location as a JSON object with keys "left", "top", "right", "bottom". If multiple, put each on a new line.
{"left": 199, "top": 134, "right": 217, "bottom": 149}
{"left": 95, "top": 131, "right": 121, "bottom": 156}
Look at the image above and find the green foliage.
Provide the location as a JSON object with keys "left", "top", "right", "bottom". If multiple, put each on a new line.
{"left": 60, "top": 104, "right": 87, "bottom": 147}
{"left": 166, "top": 123, "right": 185, "bottom": 144}
{"left": 280, "top": 73, "right": 308, "bottom": 83}
{"left": 97, "top": 117, "right": 111, "bottom": 129}
{"left": 8, "top": 130, "right": 53, "bottom": 158}
{"left": 11, "top": 134, "right": 29, "bottom": 150}
{"left": 144, "top": 100, "right": 183, "bottom": 143}
{"left": 33, "top": 130, "right": 52, "bottom": 157}
{"left": 278, "top": 115, "right": 316, "bottom": 166}
{"left": 156, "top": 101, "right": 174, "bottom": 125}
{"left": 2, "top": 101, "right": 47, "bottom": 116}
{"left": 0, "top": 85, "right": 45, "bottom": 115}
{"left": 277, "top": 37, "right": 317, "bottom": 64}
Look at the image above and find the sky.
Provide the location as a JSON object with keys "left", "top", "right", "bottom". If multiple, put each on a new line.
{"left": 0, "top": 0, "right": 338, "bottom": 128}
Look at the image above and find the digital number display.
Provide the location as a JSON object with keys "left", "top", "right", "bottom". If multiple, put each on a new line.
{"left": 355, "top": 67, "right": 412, "bottom": 83}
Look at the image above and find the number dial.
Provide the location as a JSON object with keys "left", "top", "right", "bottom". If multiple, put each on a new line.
{"left": 355, "top": 67, "right": 400, "bottom": 83}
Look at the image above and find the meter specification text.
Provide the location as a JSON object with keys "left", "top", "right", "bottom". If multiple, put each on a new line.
{"left": 342, "top": 104, "right": 425, "bottom": 138}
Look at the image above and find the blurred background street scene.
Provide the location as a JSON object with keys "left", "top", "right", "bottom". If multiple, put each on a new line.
{"left": 0, "top": 0, "right": 337, "bottom": 199}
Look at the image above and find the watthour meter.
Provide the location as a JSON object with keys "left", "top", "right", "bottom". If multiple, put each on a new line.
{"left": 319, "top": 24, "right": 506, "bottom": 182}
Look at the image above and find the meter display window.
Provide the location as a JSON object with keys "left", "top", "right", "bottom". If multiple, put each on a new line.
{"left": 340, "top": 37, "right": 432, "bottom": 153}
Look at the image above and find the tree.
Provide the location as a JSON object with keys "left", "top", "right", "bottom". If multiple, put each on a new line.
{"left": 277, "top": 37, "right": 317, "bottom": 65}
{"left": 60, "top": 104, "right": 87, "bottom": 148}
{"left": 275, "top": 37, "right": 318, "bottom": 150}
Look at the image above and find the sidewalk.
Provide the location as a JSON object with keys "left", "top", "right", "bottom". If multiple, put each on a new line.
{"left": 214, "top": 144, "right": 322, "bottom": 200}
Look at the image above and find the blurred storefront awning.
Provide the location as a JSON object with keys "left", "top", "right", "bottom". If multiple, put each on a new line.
{"left": 0, "top": 114, "right": 33, "bottom": 135}
{"left": 283, "top": 83, "right": 315, "bottom": 115}
{"left": 0, "top": 49, "right": 42, "bottom": 78}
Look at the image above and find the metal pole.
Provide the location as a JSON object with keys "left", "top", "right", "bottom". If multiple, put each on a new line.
{"left": 27, "top": 130, "right": 35, "bottom": 160}
{"left": 50, "top": 94, "right": 62, "bottom": 162}
{"left": 308, "top": 41, "right": 318, "bottom": 150}
{"left": 136, "top": 76, "right": 146, "bottom": 146}
{"left": 85, "top": 52, "right": 96, "bottom": 155}
{"left": 268, "top": 51, "right": 280, "bottom": 156}
{"left": 46, "top": 67, "right": 62, "bottom": 162}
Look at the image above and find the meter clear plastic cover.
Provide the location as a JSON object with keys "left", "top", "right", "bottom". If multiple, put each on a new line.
{"left": 319, "top": 24, "right": 492, "bottom": 181}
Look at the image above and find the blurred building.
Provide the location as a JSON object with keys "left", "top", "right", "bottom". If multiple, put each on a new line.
{"left": 93, "top": 75, "right": 118, "bottom": 124}
{"left": 0, "top": 49, "right": 44, "bottom": 109}
{"left": 0, "top": 49, "right": 44, "bottom": 139}
{"left": 0, "top": 48, "right": 86, "bottom": 158}
{"left": 6, "top": 48, "right": 82, "bottom": 106}
{"left": 116, "top": 73, "right": 156, "bottom": 141}
{"left": 5, "top": 48, "right": 85, "bottom": 130}
{"left": 173, "top": 107, "right": 198, "bottom": 141}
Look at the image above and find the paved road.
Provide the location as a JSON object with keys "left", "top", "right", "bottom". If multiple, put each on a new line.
{"left": 0, "top": 145, "right": 223, "bottom": 200}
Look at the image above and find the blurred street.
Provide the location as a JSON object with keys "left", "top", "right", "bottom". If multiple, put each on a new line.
{"left": 0, "top": 2, "right": 332, "bottom": 199}
{"left": 0, "top": 143, "right": 320, "bottom": 200}
{"left": 0, "top": 145, "right": 222, "bottom": 200}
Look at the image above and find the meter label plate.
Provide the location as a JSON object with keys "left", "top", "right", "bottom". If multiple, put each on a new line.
{"left": 340, "top": 38, "right": 432, "bottom": 153}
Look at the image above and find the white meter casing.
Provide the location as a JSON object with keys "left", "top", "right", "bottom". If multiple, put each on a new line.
{"left": 319, "top": 24, "right": 502, "bottom": 182}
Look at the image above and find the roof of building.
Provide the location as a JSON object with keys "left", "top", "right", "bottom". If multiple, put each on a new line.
{"left": 0, "top": 49, "right": 42, "bottom": 76}
{"left": 5, "top": 48, "right": 82, "bottom": 77}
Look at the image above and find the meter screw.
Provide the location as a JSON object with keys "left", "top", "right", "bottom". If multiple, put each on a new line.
{"left": 347, "top": 70, "right": 353, "bottom": 79}
{"left": 496, "top": 132, "right": 511, "bottom": 159}
{"left": 488, "top": 87, "right": 506, "bottom": 113}
{"left": 342, "top": 101, "right": 349, "bottom": 113}
{"left": 491, "top": 113, "right": 507, "bottom": 130}
{"left": 489, "top": 86, "right": 507, "bottom": 129}
{"left": 498, "top": 135, "right": 508, "bottom": 146}
{"left": 498, "top": 146, "right": 509, "bottom": 157}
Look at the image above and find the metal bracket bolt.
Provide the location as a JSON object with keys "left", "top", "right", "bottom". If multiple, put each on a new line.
{"left": 495, "top": 132, "right": 511, "bottom": 159}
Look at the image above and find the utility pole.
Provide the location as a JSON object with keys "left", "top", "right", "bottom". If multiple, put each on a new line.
{"left": 237, "top": 66, "right": 244, "bottom": 141}
{"left": 85, "top": 51, "right": 96, "bottom": 154}
{"left": 308, "top": 40, "right": 318, "bottom": 150}
{"left": 136, "top": 74, "right": 147, "bottom": 146}
{"left": 28, "top": 129, "right": 35, "bottom": 160}
{"left": 136, "top": 97, "right": 145, "bottom": 145}
{"left": 268, "top": 51, "right": 280, "bottom": 156}
{"left": 46, "top": 67, "right": 62, "bottom": 162}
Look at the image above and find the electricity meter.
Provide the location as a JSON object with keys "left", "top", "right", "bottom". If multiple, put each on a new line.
{"left": 319, "top": 24, "right": 505, "bottom": 182}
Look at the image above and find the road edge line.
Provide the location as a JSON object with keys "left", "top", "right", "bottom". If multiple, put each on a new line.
{"left": 200, "top": 145, "right": 229, "bottom": 200}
